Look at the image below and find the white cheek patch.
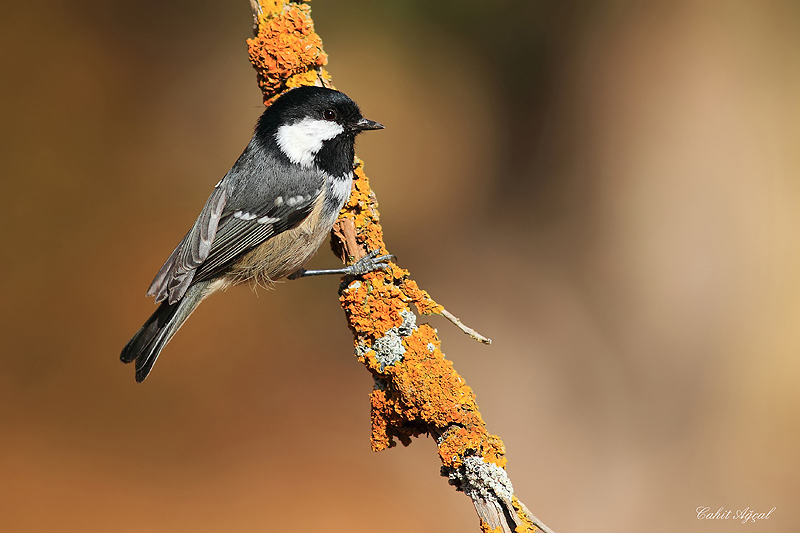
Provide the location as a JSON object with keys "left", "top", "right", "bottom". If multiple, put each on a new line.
{"left": 276, "top": 117, "right": 344, "bottom": 167}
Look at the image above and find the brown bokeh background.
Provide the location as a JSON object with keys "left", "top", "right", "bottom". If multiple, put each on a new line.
{"left": 2, "top": 1, "right": 799, "bottom": 531}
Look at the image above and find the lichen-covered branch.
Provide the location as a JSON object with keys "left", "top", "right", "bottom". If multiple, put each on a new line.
{"left": 246, "top": 2, "right": 555, "bottom": 532}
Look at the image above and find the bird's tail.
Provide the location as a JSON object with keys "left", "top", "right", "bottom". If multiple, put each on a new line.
{"left": 121, "top": 280, "right": 212, "bottom": 382}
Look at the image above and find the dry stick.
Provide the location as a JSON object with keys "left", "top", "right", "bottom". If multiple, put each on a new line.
{"left": 246, "top": 2, "right": 555, "bottom": 532}
{"left": 440, "top": 308, "right": 492, "bottom": 345}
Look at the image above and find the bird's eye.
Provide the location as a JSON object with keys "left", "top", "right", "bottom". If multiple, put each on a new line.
{"left": 323, "top": 109, "right": 336, "bottom": 121}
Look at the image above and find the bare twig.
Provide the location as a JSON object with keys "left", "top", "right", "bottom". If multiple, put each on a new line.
{"left": 439, "top": 308, "right": 492, "bottom": 344}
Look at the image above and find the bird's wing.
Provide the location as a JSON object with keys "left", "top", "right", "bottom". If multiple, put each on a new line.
{"left": 147, "top": 178, "right": 323, "bottom": 304}
{"left": 147, "top": 184, "right": 227, "bottom": 304}
{"left": 146, "top": 135, "right": 329, "bottom": 305}
{"left": 191, "top": 191, "right": 319, "bottom": 284}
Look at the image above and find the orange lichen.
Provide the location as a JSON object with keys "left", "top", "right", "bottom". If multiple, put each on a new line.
{"left": 247, "top": 1, "right": 327, "bottom": 103}
{"left": 369, "top": 386, "right": 427, "bottom": 450}
{"left": 332, "top": 161, "right": 505, "bottom": 470}
{"left": 340, "top": 278, "right": 406, "bottom": 341}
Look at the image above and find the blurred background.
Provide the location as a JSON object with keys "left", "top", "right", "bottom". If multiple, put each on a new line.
{"left": 1, "top": 1, "right": 798, "bottom": 531}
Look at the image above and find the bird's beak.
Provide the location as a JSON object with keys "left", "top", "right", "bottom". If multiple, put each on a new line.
{"left": 354, "top": 117, "right": 385, "bottom": 131}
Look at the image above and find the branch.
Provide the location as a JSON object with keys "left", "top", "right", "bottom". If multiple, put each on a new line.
{"left": 246, "top": 2, "right": 555, "bottom": 532}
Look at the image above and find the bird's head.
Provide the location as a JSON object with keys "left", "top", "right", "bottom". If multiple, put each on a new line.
{"left": 257, "top": 86, "right": 383, "bottom": 175}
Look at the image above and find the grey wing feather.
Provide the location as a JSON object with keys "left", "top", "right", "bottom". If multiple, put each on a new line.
{"left": 146, "top": 151, "right": 324, "bottom": 304}
{"left": 192, "top": 194, "right": 318, "bottom": 283}
{"left": 147, "top": 185, "right": 227, "bottom": 304}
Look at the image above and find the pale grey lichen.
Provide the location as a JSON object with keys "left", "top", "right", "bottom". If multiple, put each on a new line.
{"left": 357, "top": 309, "right": 419, "bottom": 372}
{"left": 372, "top": 332, "right": 405, "bottom": 370}
{"left": 397, "top": 309, "right": 417, "bottom": 336}
{"left": 355, "top": 340, "right": 370, "bottom": 358}
{"left": 444, "top": 456, "right": 514, "bottom": 504}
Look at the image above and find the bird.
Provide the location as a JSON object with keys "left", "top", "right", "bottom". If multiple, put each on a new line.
{"left": 121, "top": 86, "right": 387, "bottom": 382}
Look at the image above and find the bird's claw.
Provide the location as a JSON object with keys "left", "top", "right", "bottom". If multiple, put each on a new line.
{"left": 348, "top": 249, "right": 394, "bottom": 275}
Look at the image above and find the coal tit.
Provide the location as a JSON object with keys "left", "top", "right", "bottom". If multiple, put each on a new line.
{"left": 121, "top": 87, "right": 386, "bottom": 382}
